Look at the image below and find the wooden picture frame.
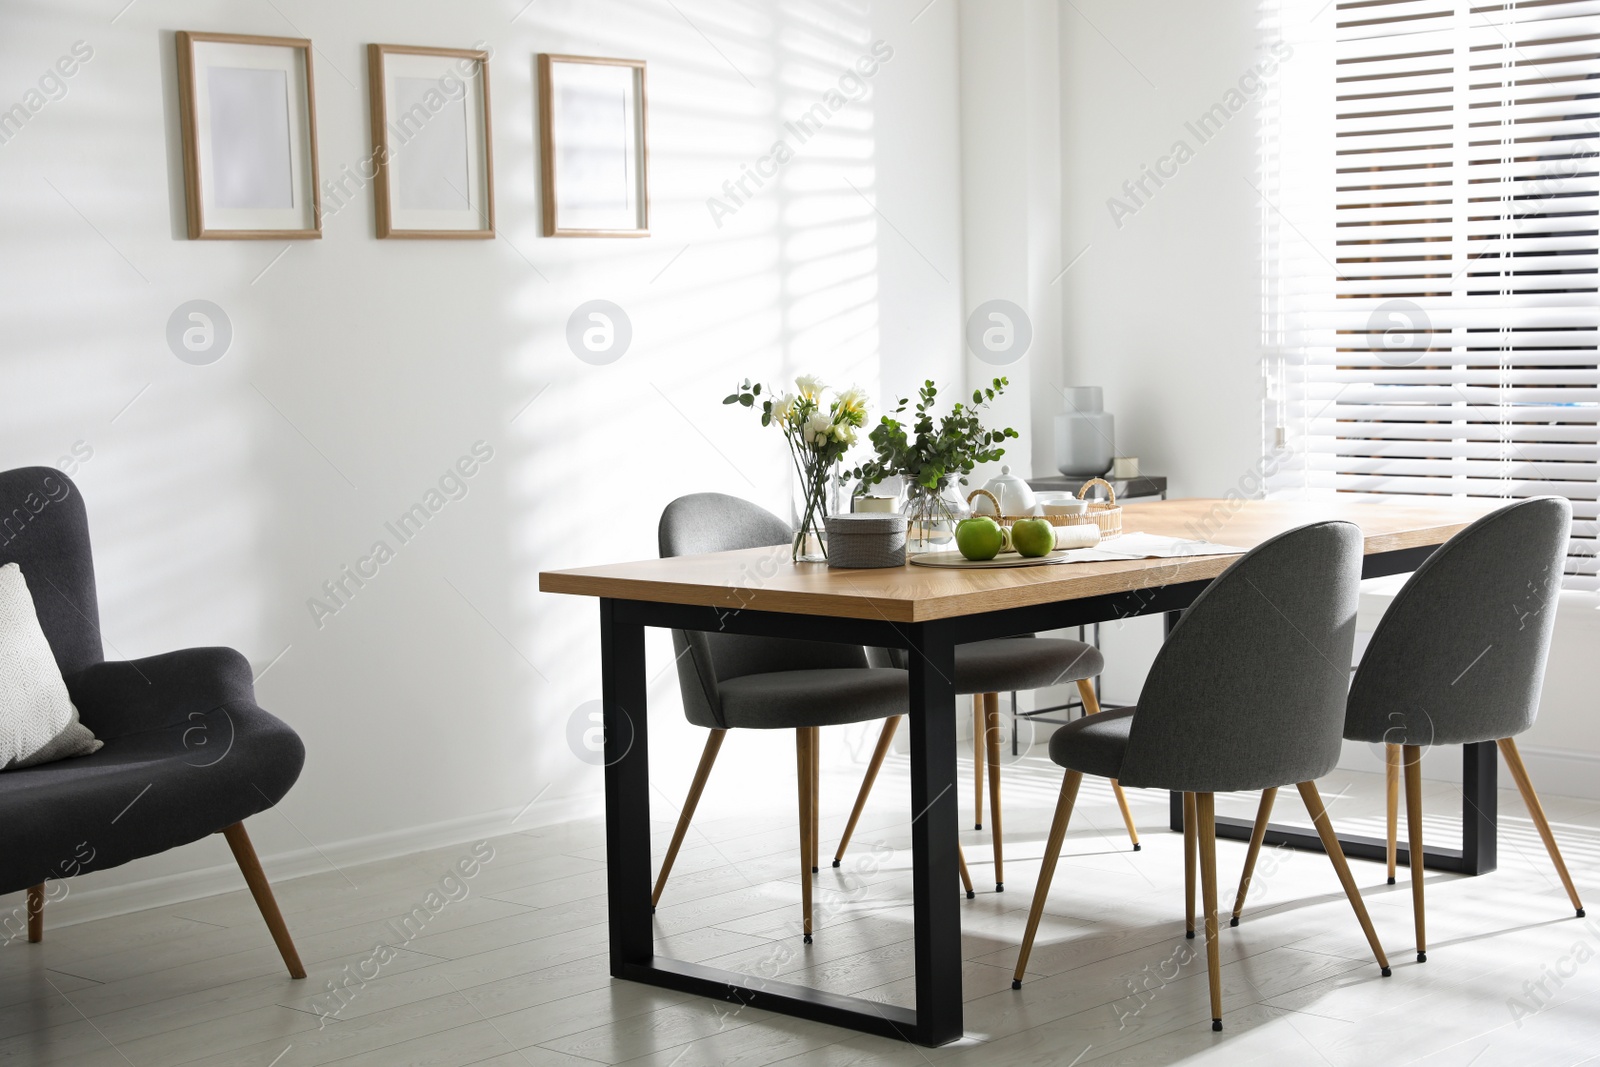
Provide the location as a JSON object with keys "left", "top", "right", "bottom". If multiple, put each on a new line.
{"left": 367, "top": 44, "right": 494, "bottom": 239}
{"left": 538, "top": 54, "right": 649, "bottom": 237}
{"left": 175, "top": 31, "right": 321, "bottom": 240}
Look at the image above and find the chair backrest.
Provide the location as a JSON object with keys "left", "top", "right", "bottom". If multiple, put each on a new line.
{"left": 660, "top": 493, "right": 867, "bottom": 729}
{"left": 0, "top": 467, "right": 103, "bottom": 677}
{"left": 1345, "top": 497, "right": 1570, "bottom": 747}
{"left": 1115, "top": 520, "right": 1363, "bottom": 793}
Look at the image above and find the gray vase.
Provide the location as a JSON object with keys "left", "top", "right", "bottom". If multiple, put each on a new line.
{"left": 1054, "top": 387, "right": 1115, "bottom": 478}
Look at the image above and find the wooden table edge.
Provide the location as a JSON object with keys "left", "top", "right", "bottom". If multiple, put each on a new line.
{"left": 538, "top": 513, "right": 1483, "bottom": 623}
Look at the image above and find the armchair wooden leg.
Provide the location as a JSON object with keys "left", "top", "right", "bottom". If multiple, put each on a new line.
{"left": 1296, "top": 781, "right": 1391, "bottom": 976}
{"left": 973, "top": 695, "right": 985, "bottom": 830}
{"left": 984, "top": 692, "right": 1005, "bottom": 892}
{"left": 1403, "top": 744, "right": 1427, "bottom": 961}
{"left": 1183, "top": 792, "right": 1197, "bottom": 939}
{"left": 26, "top": 884, "right": 44, "bottom": 943}
{"left": 957, "top": 844, "right": 975, "bottom": 899}
{"left": 1230, "top": 787, "right": 1277, "bottom": 926}
{"left": 1499, "top": 738, "right": 1585, "bottom": 917}
{"left": 652, "top": 728, "right": 726, "bottom": 909}
{"left": 833, "top": 717, "right": 899, "bottom": 867}
{"left": 810, "top": 727, "right": 820, "bottom": 874}
{"left": 1386, "top": 743, "right": 1401, "bottom": 885}
{"left": 796, "top": 729, "right": 814, "bottom": 943}
{"left": 1012, "top": 769, "right": 1082, "bottom": 988}
{"left": 220, "top": 823, "right": 305, "bottom": 979}
{"left": 1075, "top": 680, "right": 1139, "bottom": 850}
{"left": 1196, "top": 793, "right": 1223, "bottom": 1031}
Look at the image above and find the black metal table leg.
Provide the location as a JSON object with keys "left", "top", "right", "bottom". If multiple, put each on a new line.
{"left": 599, "top": 598, "right": 652, "bottom": 972}
{"left": 1460, "top": 740, "right": 1498, "bottom": 874}
{"left": 596, "top": 598, "right": 952, "bottom": 1044}
{"left": 904, "top": 621, "right": 963, "bottom": 1046}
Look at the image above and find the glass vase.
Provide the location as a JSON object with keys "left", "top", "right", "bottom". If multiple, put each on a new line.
{"left": 791, "top": 461, "right": 834, "bottom": 563}
{"left": 902, "top": 481, "right": 971, "bottom": 553}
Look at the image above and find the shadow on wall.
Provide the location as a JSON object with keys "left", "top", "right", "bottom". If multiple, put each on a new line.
{"left": 505, "top": 0, "right": 887, "bottom": 806}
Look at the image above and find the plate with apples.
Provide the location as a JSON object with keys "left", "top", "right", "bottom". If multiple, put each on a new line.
{"left": 907, "top": 516, "right": 1103, "bottom": 568}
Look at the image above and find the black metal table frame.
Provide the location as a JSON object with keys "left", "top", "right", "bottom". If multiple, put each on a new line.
{"left": 596, "top": 541, "right": 1490, "bottom": 1047}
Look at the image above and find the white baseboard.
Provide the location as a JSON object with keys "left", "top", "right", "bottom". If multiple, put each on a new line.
{"left": 1336, "top": 740, "right": 1600, "bottom": 803}
{"left": 1, "top": 792, "right": 605, "bottom": 933}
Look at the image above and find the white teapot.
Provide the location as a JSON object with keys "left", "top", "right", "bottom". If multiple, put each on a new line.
{"left": 971, "top": 465, "right": 1037, "bottom": 518}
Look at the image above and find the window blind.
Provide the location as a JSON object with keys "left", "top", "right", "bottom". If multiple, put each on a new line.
{"left": 1265, "top": 0, "right": 1600, "bottom": 590}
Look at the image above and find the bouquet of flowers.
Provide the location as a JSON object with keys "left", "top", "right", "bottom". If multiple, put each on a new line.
{"left": 725, "top": 375, "right": 869, "bottom": 561}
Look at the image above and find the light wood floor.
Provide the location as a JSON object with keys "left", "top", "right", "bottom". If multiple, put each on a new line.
{"left": 4, "top": 752, "right": 1600, "bottom": 1066}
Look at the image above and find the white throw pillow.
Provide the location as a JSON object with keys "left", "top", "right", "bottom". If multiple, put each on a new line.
{"left": 0, "top": 562, "right": 101, "bottom": 770}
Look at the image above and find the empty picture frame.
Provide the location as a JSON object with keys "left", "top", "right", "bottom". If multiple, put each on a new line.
{"left": 367, "top": 44, "right": 494, "bottom": 239}
{"left": 176, "top": 31, "right": 320, "bottom": 239}
{"left": 538, "top": 54, "right": 649, "bottom": 237}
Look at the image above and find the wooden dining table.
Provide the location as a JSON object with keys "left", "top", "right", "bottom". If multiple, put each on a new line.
{"left": 539, "top": 496, "right": 1502, "bottom": 1046}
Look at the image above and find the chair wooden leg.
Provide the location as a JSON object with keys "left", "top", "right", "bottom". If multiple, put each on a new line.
{"left": 984, "top": 692, "right": 1005, "bottom": 892}
{"left": 1183, "top": 791, "right": 1197, "bottom": 939}
{"left": 833, "top": 717, "right": 899, "bottom": 867}
{"left": 652, "top": 729, "right": 726, "bottom": 909}
{"left": 1403, "top": 744, "right": 1427, "bottom": 961}
{"left": 1195, "top": 793, "right": 1223, "bottom": 1031}
{"left": 796, "top": 729, "right": 814, "bottom": 943}
{"left": 220, "top": 823, "right": 306, "bottom": 979}
{"left": 1012, "top": 770, "right": 1082, "bottom": 988}
{"left": 1499, "top": 738, "right": 1585, "bottom": 917}
{"left": 973, "top": 695, "right": 985, "bottom": 830}
{"left": 957, "top": 844, "right": 975, "bottom": 899}
{"left": 26, "top": 884, "right": 44, "bottom": 943}
{"left": 1075, "top": 680, "right": 1140, "bottom": 851}
{"left": 1296, "top": 781, "right": 1391, "bottom": 975}
{"left": 1386, "top": 743, "right": 1401, "bottom": 885}
{"left": 1230, "top": 787, "right": 1278, "bottom": 926}
{"left": 810, "top": 727, "right": 820, "bottom": 874}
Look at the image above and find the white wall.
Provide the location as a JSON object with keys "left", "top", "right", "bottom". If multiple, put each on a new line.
{"left": 0, "top": 0, "right": 965, "bottom": 923}
{"left": 956, "top": 0, "right": 1062, "bottom": 480}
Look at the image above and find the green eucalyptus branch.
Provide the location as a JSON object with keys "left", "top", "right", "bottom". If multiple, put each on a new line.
{"left": 848, "top": 377, "right": 1019, "bottom": 491}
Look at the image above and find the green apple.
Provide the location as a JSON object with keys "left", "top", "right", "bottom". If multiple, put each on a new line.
{"left": 1011, "top": 518, "right": 1056, "bottom": 558}
{"left": 955, "top": 516, "right": 1005, "bottom": 561}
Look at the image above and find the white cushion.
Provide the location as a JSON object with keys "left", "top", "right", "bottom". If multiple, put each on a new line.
{"left": 0, "top": 563, "right": 100, "bottom": 770}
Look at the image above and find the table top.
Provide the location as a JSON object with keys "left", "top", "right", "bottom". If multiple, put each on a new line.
{"left": 538, "top": 497, "right": 1501, "bottom": 623}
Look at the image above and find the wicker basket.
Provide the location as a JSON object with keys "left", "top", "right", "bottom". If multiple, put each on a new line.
{"left": 1054, "top": 478, "right": 1122, "bottom": 539}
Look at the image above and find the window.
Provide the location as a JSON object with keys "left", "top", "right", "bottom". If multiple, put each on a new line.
{"left": 1264, "top": 0, "right": 1600, "bottom": 590}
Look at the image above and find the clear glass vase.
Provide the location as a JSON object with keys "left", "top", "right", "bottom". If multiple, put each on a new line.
{"left": 791, "top": 461, "right": 835, "bottom": 563}
{"left": 902, "top": 481, "right": 971, "bottom": 553}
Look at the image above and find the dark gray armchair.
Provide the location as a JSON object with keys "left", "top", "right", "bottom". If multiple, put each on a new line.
{"left": 650, "top": 493, "right": 979, "bottom": 939}
{"left": 0, "top": 466, "right": 306, "bottom": 977}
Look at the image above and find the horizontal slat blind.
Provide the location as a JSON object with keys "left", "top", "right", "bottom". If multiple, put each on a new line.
{"left": 1267, "top": 0, "right": 1600, "bottom": 590}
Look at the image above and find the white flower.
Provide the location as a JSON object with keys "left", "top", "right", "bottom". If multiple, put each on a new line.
{"left": 769, "top": 392, "right": 795, "bottom": 426}
{"left": 834, "top": 386, "right": 868, "bottom": 426}
{"left": 804, "top": 411, "right": 833, "bottom": 446}
{"left": 795, "top": 374, "right": 826, "bottom": 401}
{"left": 834, "top": 421, "right": 858, "bottom": 447}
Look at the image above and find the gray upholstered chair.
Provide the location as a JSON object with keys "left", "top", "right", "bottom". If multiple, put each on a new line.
{"left": 0, "top": 467, "right": 306, "bottom": 977}
{"left": 836, "top": 637, "right": 1135, "bottom": 894}
{"left": 1010, "top": 521, "right": 1391, "bottom": 1031}
{"left": 1230, "top": 498, "right": 1582, "bottom": 960}
{"left": 653, "top": 493, "right": 976, "bottom": 939}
